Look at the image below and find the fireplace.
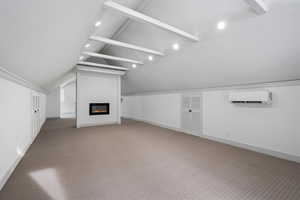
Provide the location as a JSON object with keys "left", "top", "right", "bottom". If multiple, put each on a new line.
{"left": 89, "top": 103, "right": 110, "bottom": 115}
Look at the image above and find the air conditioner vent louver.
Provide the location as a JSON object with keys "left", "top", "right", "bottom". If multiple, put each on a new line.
{"left": 229, "top": 91, "right": 272, "bottom": 104}
{"left": 231, "top": 101, "right": 263, "bottom": 104}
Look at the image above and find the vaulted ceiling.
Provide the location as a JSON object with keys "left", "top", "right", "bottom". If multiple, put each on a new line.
{"left": 0, "top": 0, "right": 143, "bottom": 90}
{"left": 103, "top": 0, "right": 300, "bottom": 94}
{"left": 1, "top": 0, "right": 299, "bottom": 93}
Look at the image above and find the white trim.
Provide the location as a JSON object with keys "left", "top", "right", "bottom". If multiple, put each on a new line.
{"left": 101, "top": 0, "right": 153, "bottom": 53}
{"left": 117, "top": 76, "right": 122, "bottom": 124}
{"left": 46, "top": 117, "right": 60, "bottom": 119}
{"left": 104, "top": 1, "right": 199, "bottom": 42}
{"left": 244, "top": 0, "right": 268, "bottom": 15}
{"left": 76, "top": 65, "right": 126, "bottom": 76}
{"left": 123, "top": 79, "right": 300, "bottom": 96}
{"left": 0, "top": 152, "right": 24, "bottom": 191}
{"left": 0, "top": 66, "right": 45, "bottom": 93}
{"left": 123, "top": 117, "right": 300, "bottom": 164}
{"left": 77, "top": 121, "right": 120, "bottom": 128}
{"left": 199, "top": 134, "right": 300, "bottom": 164}
{"left": 75, "top": 72, "right": 79, "bottom": 128}
{"left": 77, "top": 61, "right": 128, "bottom": 71}
{"left": 89, "top": 36, "right": 164, "bottom": 56}
{"left": 60, "top": 113, "right": 76, "bottom": 119}
{"left": 123, "top": 117, "right": 183, "bottom": 132}
{"left": 60, "top": 77, "right": 76, "bottom": 88}
{"left": 82, "top": 52, "right": 143, "bottom": 65}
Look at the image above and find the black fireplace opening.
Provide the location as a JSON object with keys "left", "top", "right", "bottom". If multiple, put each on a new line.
{"left": 89, "top": 103, "right": 110, "bottom": 115}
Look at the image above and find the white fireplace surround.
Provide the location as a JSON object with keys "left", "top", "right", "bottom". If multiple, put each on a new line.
{"left": 76, "top": 66, "right": 125, "bottom": 128}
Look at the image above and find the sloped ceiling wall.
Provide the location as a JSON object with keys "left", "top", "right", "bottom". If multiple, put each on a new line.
{"left": 1, "top": 0, "right": 299, "bottom": 93}
{"left": 102, "top": 0, "right": 300, "bottom": 94}
{"left": 0, "top": 0, "right": 143, "bottom": 90}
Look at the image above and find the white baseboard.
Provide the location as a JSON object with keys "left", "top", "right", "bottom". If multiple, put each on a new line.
{"left": 0, "top": 155, "right": 22, "bottom": 191}
{"left": 0, "top": 120, "right": 46, "bottom": 191}
{"left": 124, "top": 117, "right": 300, "bottom": 164}
{"left": 123, "top": 116, "right": 183, "bottom": 132}
{"left": 77, "top": 121, "right": 120, "bottom": 128}
{"left": 60, "top": 112, "right": 76, "bottom": 119}
{"left": 46, "top": 117, "right": 60, "bottom": 119}
{"left": 202, "top": 134, "right": 300, "bottom": 163}
{"left": 0, "top": 139, "right": 33, "bottom": 191}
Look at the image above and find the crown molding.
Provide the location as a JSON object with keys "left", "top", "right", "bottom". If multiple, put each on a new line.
{"left": 0, "top": 66, "right": 45, "bottom": 93}
{"left": 76, "top": 65, "right": 126, "bottom": 76}
{"left": 123, "top": 79, "right": 300, "bottom": 96}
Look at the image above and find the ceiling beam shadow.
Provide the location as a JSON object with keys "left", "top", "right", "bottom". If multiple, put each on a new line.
{"left": 244, "top": 0, "right": 268, "bottom": 14}
{"left": 104, "top": 1, "right": 199, "bottom": 42}
{"left": 89, "top": 36, "right": 164, "bottom": 56}
{"left": 82, "top": 52, "right": 143, "bottom": 65}
{"left": 77, "top": 61, "right": 128, "bottom": 71}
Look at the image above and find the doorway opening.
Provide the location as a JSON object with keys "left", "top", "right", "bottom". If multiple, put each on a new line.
{"left": 60, "top": 80, "right": 76, "bottom": 119}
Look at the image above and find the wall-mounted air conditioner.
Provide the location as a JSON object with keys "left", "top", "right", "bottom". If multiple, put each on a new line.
{"left": 229, "top": 90, "right": 272, "bottom": 104}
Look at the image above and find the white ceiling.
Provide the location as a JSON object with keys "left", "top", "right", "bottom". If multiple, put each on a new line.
{"left": 0, "top": 0, "right": 143, "bottom": 90}
{"left": 1, "top": 0, "right": 299, "bottom": 94}
{"left": 102, "top": 0, "right": 300, "bottom": 94}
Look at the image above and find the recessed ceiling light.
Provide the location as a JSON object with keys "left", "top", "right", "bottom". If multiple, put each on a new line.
{"left": 94, "top": 21, "right": 102, "bottom": 27}
{"left": 172, "top": 43, "right": 180, "bottom": 51}
{"left": 132, "top": 64, "right": 137, "bottom": 68}
{"left": 85, "top": 43, "right": 91, "bottom": 48}
{"left": 79, "top": 56, "right": 84, "bottom": 60}
{"left": 148, "top": 55, "right": 153, "bottom": 61}
{"left": 217, "top": 21, "right": 226, "bottom": 30}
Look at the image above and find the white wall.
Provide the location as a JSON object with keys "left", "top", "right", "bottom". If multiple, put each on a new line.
{"left": 60, "top": 81, "right": 76, "bottom": 118}
{"left": 46, "top": 88, "right": 60, "bottom": 118}
{"left": 0, "top": 77, "right": 46, "bottom": 190}
{"left": 122, "top": 83, "right": 300, "bottom": 162}
{"left": 77, "top": 71, "right": 121, "bottom": 127}
{"left": 40, "top": 94, "right": 47, "bottom": 124}
{"left": 203, "top": 85, "right": 300, "bottom": 158}
{"left": 122, "top": 94, "right": 181, "bottom": 129}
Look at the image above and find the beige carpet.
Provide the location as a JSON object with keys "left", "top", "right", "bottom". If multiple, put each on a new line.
{"left": 1, "top": 119, "right": 300, "bottom": 200}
